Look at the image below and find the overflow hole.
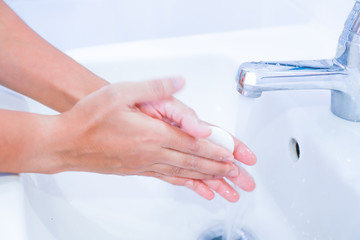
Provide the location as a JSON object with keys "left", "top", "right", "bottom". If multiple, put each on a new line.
{"left": 289, "top": 138, "right": 300, "bottom": 161}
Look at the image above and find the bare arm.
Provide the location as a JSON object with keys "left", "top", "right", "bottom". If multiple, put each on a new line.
{"left": 0, "top": 109, "right": 60, "bottom": 173}
{"left": 0, "top": 1, "right": 256, "bottom": 202}
{"left": 0, "top": 0, "right": 108, "bottom": 112}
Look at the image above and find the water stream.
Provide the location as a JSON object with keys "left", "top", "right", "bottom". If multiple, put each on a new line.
{"left": 224, "top": 186, "right": 251, "bottom": 240}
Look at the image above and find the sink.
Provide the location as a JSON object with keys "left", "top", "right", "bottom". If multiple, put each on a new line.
{"left": 2, "top": 24, "right": 358, "bottom": 240}
{"left": 237, "top": 90, "right": 360, "bottom": 239}
{"left": 23, "top": 54, "right": 242, "bottom": 240}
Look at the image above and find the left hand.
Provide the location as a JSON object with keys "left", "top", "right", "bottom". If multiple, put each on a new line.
{"left": 139, "top": 86, "right": 257, "bottom": 202}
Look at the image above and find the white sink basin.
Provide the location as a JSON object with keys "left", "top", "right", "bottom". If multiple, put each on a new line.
{"left": 2, "top": 24, "right": 358, "bottom": 240}
{"left": 237, "top": 89, "right": 360, "bottom": 240}
{"left": 23, "top": 52, "right": 244, "bottom": 240}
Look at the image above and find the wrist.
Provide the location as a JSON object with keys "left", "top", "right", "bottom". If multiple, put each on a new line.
{"left": 57, "top": 75, "right": 110, "bottom": 112}
{"left": 37, "top": 113, "right": 76, "bottom": 174}
{"left": 0, "top": 110, "right": 67, "bottom": 174}
{"left": 20, "top": 114, "right": 66, "bottom": 174}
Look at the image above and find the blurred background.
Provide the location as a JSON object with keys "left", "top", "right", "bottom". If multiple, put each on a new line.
{"left": 3, "top": 0, "right": 355, "bottom": 51}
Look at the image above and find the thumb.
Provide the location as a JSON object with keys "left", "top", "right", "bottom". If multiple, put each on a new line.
{"left": 116, "top": 76, "right": 185, "bottom": 104}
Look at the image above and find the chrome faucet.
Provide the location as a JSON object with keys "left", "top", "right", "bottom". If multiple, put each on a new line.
{"left": 236, "top": 1, "right": 360, "bottom": 122}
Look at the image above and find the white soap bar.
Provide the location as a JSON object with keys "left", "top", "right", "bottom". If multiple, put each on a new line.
{"left": 206, "top": 126, "right": 235, "bottom": 153}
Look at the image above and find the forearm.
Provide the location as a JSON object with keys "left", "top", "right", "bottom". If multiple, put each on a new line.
{"left": 0, "top": 109, "right": 62, "bottom": 173}
{"left": 0, "top": 1, "right": 108, "bottom": 112}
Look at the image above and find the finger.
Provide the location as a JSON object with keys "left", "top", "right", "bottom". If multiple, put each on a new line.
{"left": 145, "top": 171, "right": 240, "bottom": 203}
{"left": 227, "top": 165, "right": 256, "bottom": 192}
{"left": 154, "top": 98, "right": 211, "bottom": 138}
{"left": 147, "top": 163, "right": 221, "bottom": 180}
{"left": 181, "top": 114, "right": 211, "bottom": 138}
{"left": 233, "top": 138, "right": 257, "bottom": 166}
{"left": 162, "top": 125, "right": 234, "bottom": 162}
{"left": 141, "top": 172, "right": 215, "bottom": 200}
{"left": 137, "top": 102, "right": 163, "bottom": 120}
{"left": 138, "top": 98, "right": 211, "bottom": 138}
{"left": 203, "top": 179, "right": 240, "bottom": 202}
{"left": 158, "top": 149, "right": 239, "bottom": 178}
{"left": 183, "top": 179, "right": 215, "bottom": 201}
{"left": 114, "top": 77, "right": 186, "bottom": 104}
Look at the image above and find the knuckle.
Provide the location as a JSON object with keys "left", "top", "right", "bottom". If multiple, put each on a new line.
{"left": 169, "top": 167, "right": 184, "bottom": 177}
{"left": 184, "top": 156, "right": 201, "bottom": 170}
{"left": 188, "top": 141, "right": 201, "bottom": 153}
{"left": 215, "top": 163, "right": 231, "bottom": 176}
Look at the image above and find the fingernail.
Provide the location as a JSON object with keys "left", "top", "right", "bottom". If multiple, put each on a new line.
{"left": 171, "top": 77, "right": 185, "bottom": 90}
{"left": 185, "top": 180, "right": 194, "bottom": 189}
{"left": 228, "top": 168, "right": 239, "bottom": 177}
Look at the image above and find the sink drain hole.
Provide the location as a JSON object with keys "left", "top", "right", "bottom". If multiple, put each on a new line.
{"left": 198, "top": 225, "right": 257, "bottom": 240}
{"left": 289, "top": 138, "right": 300, "bottom": 161}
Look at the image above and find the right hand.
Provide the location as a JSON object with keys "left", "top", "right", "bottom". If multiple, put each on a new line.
{"left": 42, "top": 78, "right": 242, "bottom": 184}
{"left": 138, "top": 88, "right": 257, "bottom": 202}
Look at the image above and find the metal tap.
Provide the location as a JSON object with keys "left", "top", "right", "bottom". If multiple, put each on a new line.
{"left": 236, "top": 1, "right": 360, "bottom": 122}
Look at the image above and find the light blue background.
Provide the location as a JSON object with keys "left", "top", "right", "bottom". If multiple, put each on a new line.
{"left": 3, "top": 0, "right": 354, "bottom": 51}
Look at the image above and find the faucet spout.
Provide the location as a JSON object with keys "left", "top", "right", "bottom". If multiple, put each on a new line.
{"left": 237, "top": 60, "right": 348, "bottom": 98}
{"left": 236, "top": 1, "right": 360, "bottom": 122}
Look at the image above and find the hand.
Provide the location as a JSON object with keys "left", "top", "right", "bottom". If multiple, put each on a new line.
{"left": 45, "top": 78, "right": 240, "bottom": 183}
{"left": 156, "top": 138, "right": 257, "bottom": 202}
{"left": 138, "top": 80, "right": 257, "bottom": 202}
